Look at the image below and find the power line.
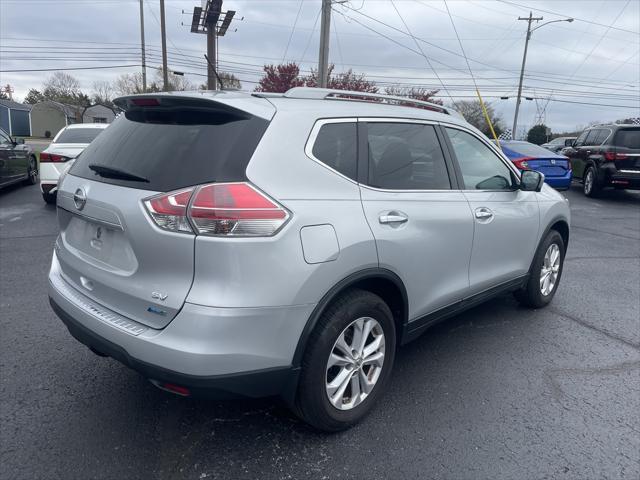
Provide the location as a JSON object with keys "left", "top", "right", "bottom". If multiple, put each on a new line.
{"left": 0, "top": 64, "right": 141, "bottom": 73}
{"left": 495, "top": 0, "right": 639, "bottom": 35}
{"left": 388, "top": 0, "right": 458, "bottom": 106}
{"left": 282, "top": 0, "right": 304, "bottom": 62}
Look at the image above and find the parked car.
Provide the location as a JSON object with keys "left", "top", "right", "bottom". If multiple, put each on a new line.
{"left": 48, "top": 88, "right": 570, "bottom": 431}
{"left": 541, "top": 136, "right": 576, "bottom": 153}
{"left": 500, "top": 140, "right": 572, "bottom": 190}
{"left": 40, "top": 123, "right": 109, "bottom": 204}
{"left": 0, "top": 127, "right": 38, "bottom": 190}
{"left": 563, "top": 124, "right": 640, "bottom": 197}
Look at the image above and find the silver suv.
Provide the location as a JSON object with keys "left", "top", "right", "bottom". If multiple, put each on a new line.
{"left": 48, "top": 88, "right": 570, "bottom": 431}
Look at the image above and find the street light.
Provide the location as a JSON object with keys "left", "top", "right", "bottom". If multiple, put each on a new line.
{"left": 512, "top": 13, "right": 573, "bottom": 139}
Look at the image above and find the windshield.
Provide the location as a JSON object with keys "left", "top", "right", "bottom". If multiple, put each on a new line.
{"left": 54, "top": 128, "right": 105, "bottom": 144}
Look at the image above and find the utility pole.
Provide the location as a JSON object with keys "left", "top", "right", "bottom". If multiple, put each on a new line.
{"left": 317, "top": 0, "right": 332, "bottom": 88}
{"left": 190, "top": 0, "right": 234, "bottom": 91}
{"left": 139, "top": 0, "right": 147, "bottom": 92}
{"left": 206, "top": 6, "right": 218, "bottom": 90}
{"left": 159, "top": 0, "right": 169, "bottom": 91}
{"left": 512, "top": 12, "right": 542, "bottom": 140}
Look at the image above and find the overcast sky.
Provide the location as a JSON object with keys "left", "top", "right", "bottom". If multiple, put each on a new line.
{"left": 1, "top": 0, "right": 638, "bottom": 133}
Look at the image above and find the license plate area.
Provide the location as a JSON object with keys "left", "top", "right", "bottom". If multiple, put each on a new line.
{"left": 63, "top": 216, "right": 137, "bottom": 273}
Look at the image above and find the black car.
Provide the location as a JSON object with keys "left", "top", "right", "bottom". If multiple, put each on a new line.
{"left": 0, "top": 128, "right": 38, "bottom": 189}
{"left": 563, "top": 124, "right": 640, "bottom": 197}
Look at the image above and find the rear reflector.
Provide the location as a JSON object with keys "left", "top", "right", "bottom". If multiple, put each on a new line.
{"left": 143, "top": 182, "right": 289, "bottom": 237}
{"left": 40, "top": 152, "right": 69, "bottom": 163}
{"left": 152, "top": 381, "right": 191, "bottom": 396}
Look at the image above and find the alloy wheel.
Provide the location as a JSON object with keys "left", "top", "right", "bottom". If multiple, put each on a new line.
{"left": 584, "top": 169, "right": 593, "bottom": 195}
{"left": 325, "top": 317, "right": 385, "bottom": 411}
{"left": 540, "top": 243, "right": 560, "bottom": 296}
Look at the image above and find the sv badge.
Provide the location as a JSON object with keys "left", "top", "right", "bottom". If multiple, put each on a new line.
{"left": 151, "top": 291, "right": 168, "bottom": 301}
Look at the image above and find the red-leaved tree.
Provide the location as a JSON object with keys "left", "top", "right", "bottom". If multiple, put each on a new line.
{"left": 255, "top": 63, "right": 378, "bottom": 93}
{"left": 384, "top": 86, "right": 443, "bottom": 105}
{"left": 254, "top": 63, "right": 306, "bottom": 93}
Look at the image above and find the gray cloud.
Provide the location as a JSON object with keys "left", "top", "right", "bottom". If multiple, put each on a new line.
{"left": 1, "top": 0, "right": 638, "bottom": 132}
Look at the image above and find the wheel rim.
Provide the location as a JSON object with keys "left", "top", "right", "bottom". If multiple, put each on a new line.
{"left": 540, "top": 243, "right": 561, "bottom": 296}
{"left": 325, "top": 317, "right": 385, "bottom": 411}
{"left": 584, "top": 170, "right": 593, "bottom": 194}
{"left": 29, "top": 159, "right": 38, "bottom": 182}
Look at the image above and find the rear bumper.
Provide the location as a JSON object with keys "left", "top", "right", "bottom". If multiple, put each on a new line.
{"left": 48, "top": 252, "right": 314, "bottom": 399}
{"left": 39, "top": 162, "right": 65, "bottom": 191}
{"left": 543, "top": 172, "right": 572, "bottom": 190}
{"left": 608, "top": 171, "right": 640, "bottom": 190}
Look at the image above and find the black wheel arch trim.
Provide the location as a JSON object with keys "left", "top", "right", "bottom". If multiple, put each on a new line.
{"left": 291, "top": 268, "right": 408, "bottom": 369}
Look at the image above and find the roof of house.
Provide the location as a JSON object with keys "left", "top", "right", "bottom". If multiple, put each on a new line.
{"left": 31, "top": 100, "right": 81, "bottom": 118}
{"left": 0, "top": 99, "right": 33, "bottom": 112}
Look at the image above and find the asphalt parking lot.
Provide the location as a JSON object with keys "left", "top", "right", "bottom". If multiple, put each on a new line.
{"left": 1, "top": 182, "right": 639, "bottom": 480}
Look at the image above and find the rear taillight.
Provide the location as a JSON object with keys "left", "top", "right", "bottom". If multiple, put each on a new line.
{"left": 604, "top": 151, "right": 627, "bottom": 161}
{"left": 512, "top": 157, "right": 532, "bottom": 170}
{"left": 144, "top": 188, "right": 194, "bottom": 233}
{"left": 39, "top": 152, "right": 69, "bottom": 163}
{"left": 144, "top": 182, "right": 289, "bottom": 237}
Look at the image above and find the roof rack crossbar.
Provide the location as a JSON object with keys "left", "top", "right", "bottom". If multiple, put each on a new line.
{"left": 281, "top": 87, "right": 457, "bottom": 116}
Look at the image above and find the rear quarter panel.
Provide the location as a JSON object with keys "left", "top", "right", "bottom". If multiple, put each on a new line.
{"left": 186, "top": 110, "right": 379, "bottom": 308}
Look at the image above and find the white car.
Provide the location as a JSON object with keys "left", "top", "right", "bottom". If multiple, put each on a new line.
{"left": 40, "top": 123, "right": 109, "bottom": 204}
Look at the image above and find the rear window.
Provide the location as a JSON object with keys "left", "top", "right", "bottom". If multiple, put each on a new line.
{"left": 70, "top": 104, "right": 269, "bottom": 192}
{"left": 502, "top": 142, "right": 558, "bottom": 158}
{"left": 54, "top": 128, "right": 105, "bottom": 144}
{"left": 614, "top": 128, "right": 640, "bottom": 149}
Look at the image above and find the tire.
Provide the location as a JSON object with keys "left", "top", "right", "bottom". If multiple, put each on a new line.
{"left": 24, "top": 156, "right": 38, "bottom": 186}
{"left": 514, "top": 230, "right": 565, "bottom": 309}
{"left": 583, "top": 166, "right": 601, "bottom": 197}
{"left": 295, "top": 289, "right": 396, "bottom": 432}
{"left": 42, "top": 191, "right": 56, "bottom": 205}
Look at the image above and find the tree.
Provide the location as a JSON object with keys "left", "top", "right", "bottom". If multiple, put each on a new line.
{"left": 452, "top": 100, "right": 504, "bottom": 137}
{"left": 42, "top": 72, "right": 89, "bottom": 106}
{"left": 154, "top": 69, "right": 194, "bottom": 92}
{"left": 255, "top": 63, "right": 306, "bottom": 93}
{"left": 527, "top": 124, "right": 549, "bottom": 145}
{"left": 200, "top": 71, "right": 242, "bottom": 91}
{"left": 0, "top": 91, "right": 8, "bottom": 100}
{"left": 384, "top": 86, "right": 442, "bottom": 105}
{"left": 113, "top": 72, "right": 160, "bottom": 95}
{"left": 24, "top": 89, "right": 45, "bottom": 104}
{"left": 91, "top": 80, "right": 114, "bottom": 105}
{"left": 305, "top": 65, "right": 378, "bottom": 93}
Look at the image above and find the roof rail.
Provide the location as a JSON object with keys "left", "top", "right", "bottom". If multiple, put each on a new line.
{"left": 280, "top": 87, "right": 461, "bottom": 117}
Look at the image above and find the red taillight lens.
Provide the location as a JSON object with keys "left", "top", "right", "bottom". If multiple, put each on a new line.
{"left": 144, "top": 188, "right": 195, "bottom": 233}
{"left": 143, "top": 182, "right": 289, "bottom": 237}
{"left": 512, "top": 157, "right": 531, "bottom": 170}
{"left": 131, "top": 97, "right": 160, "bottom": 107}
{"left": 189, "top": 183, "right": 288, "bottom": 236}
{"left": 604, "top": 151, "right": 627, "bottom": 161}
{"left": 39, "top": 152, "right": 68, "bottom": 163}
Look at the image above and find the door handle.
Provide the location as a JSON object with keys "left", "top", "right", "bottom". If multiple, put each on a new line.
{"left": 379, "top": 212, "right": 408, "bottom": 224}
{"left": 474, "top": 207, "right": 494, "bottom": 220}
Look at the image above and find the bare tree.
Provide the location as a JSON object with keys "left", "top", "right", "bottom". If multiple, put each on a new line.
{"left": 41, "top": 72, "right": 88, "bottom": 106}
{"left": 452, "top": 100, "right": 504, "bottom": 137}
{"left": 91, "top": 81, "right": 114, "bottom": 105}
{"left": 384, "top": 86, "right": 442, "bottom": 105}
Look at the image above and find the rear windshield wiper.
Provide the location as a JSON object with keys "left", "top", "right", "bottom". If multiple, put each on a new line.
{"left": 88, "top": 164, "right": 149, "bottom": 183}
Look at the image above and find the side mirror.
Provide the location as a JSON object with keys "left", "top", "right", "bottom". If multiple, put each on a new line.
{"left": 15, "top": 138, "right": 25, "bottom": 145}
{"left": 565, "top": 139, "right": 573, "bottom": 146}
{"left": 520, "top": 170, "right": 545, "bottom": 192}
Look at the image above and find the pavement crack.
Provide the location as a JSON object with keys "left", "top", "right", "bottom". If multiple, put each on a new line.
{"left": 571, "top": 225, "right": 640, "bottom": 242}
{"left": 548, "top": 307, "right": 640, "bottom": 350}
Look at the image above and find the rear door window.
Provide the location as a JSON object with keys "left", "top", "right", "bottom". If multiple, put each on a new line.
{"left": 70, "top": 103, "right": 269, "bottom": 192}
{"left": 311, "top": 122, "right": 358, "bottom": 180}
{"left": 364, "top": 122, "right": 451, "bottom": 190}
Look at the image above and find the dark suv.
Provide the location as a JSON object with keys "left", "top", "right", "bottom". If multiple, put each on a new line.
{"left": 563, "top": 124, "right": 640, "bottom": 197}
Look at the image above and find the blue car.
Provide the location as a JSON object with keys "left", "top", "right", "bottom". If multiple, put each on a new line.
{"left": 500, "top": 140, "right": 572, "bottom": 190}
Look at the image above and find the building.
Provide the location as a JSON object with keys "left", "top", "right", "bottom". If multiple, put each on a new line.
{"left": 30, "top": 101, "right": 82, "bottom": 138}
{"left": 82, "top": 103, "right": 117, "bottom": 124}
{"left": 0, "top": 99, "right": 32, "bottom": 137}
